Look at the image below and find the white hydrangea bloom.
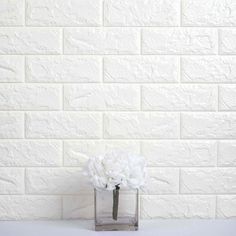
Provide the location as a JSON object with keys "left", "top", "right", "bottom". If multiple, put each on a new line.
{"left": 87, "top": 151, "right": 146, "bottom": 190}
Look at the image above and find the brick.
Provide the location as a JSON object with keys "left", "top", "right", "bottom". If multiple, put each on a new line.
{"left": 26, "top": 0, "right": 102, "bottom": 26}
{"left": 104, "top": 0, "right": 180, "bottom": 26}
{"left": 0, "top": 0, "right": 24, "bottom": 26}
{"left": 180, "top": 168, "right": 236, "bottom": 193}
{"left": 0, "top": 56, "right": 24, "bottom": 82}
{"left": 104, "top": 56, "right": 179, "bottom": 83}
{"left": 63, "top": 195, "right": 93, "bottom": 219}
{"left": 219, "top": 85, "right": 236, "bottom": 111}
{"left": 217, "top": 196, "right": 236, "bottom": 218}
{"left": 181, "top": 113, "right": 236, "bottom": 139}
{"left": 26, "top": 168, "right": 91, "bottom": 194}
{"left": 104, "top": 113, "right": 179, "bottom": 139}
{"left": 182, "top": 56, "right": 236, "bottom": 83}
{"left": 220, "top": 29, "right": 236, "bottom": 54}
{"left": 145, "top": 168, "right": 179, "bottom": 194}
{"left": 0, "top": 112, "right": 24, "bottom": 138}
{"left": 0, "top": 28, "right": 61, "bottom": 54}
{"left": 0, "top": 84, "right": 61, "bottom": 110}
{"left": 0, "top": 196, "right": 61, "bottom": 220}
{"left": 64, "top": 140, "right": 140, "bottom": 166}
{"left": 141, "top": 195, "right": 215, "bottom": 218}
{"left": 26, "top": 56, "right": 101, "bottom": 83}
{"left": 182, "top": 0, "right": 236, "bottom": 26}
{"left": 64, "top": 28, "right": 139, "bottom": 54}
{"left": 218, "top": 141, "right": 236, "bottom": 167}
{"left": 0, "top": 141, "right": 61, "bottom": 166}
{"left": 142, "top": 141, "right": 216, "bottom": 166}
{"left": 0, "top": 168, "right": 24, "bottom": 194}
{"left": 142, "top": 28, "right": 217, "bottom": 55}
{"left": 64, "top": 84, "right": 139, "bottom": 111}
{"left": 26, "top": 112, "right": 102, "bottom": 139}
{"left": 142, "top": 85, "right": 217, "bottom": 111}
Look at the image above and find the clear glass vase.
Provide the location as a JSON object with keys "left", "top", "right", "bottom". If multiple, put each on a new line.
{"left": 94, "top": 188, "right": 139, "bottom": 231}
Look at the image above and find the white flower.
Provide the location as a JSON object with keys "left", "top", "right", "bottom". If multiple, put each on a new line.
{"left": 86, "top": 151, "right": 146, "bottom": 190}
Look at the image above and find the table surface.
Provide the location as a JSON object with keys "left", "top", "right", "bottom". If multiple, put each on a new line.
{"left": 0, "top": 220, "right": 235, "bottom": 236}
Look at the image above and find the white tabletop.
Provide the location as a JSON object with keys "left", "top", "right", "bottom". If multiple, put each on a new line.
{"left": 0, "top": 220, "right": 235, "bottom": 236}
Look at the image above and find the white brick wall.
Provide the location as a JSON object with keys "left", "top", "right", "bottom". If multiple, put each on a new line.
{"left": 0, "top": 0, "right": 235, "bottom": 220}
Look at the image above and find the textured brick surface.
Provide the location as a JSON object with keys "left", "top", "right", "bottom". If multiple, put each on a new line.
{"left": 26, "top": 56, "right": 101, "bottom": 83}
{"left": 104, "top": 56, "right": 179, "bottom": 83}
{"left": 63, "top": 195, "right": 94, "bottom": 219}
{"left": 64, "top": 28, "right": 139, "bottom": 54}
{"left": 182, "top": 0, "right": 236, "bottom": 26}
{"left": 142, "top": 28, "right": 217, "bottom": 55}
{"left": 218, "top": 141, "right": 236, "bottom": 167}
{"left": 220, "top": 29, "right": 236, "bottom": 54}
{"left": 182, "top": 56, "right": 236, "bottom": 83}
{"left": 0, "top": 112, "right": 24, "bottom": 138}
{"left": 217, "top": 196, "right": 236, "bottom": 218}
{"left": 0, "top": 56, "right": 24, "bottom": 82}
{"left": 26, "top": 0, "right": 102, "bottom": 26}
{"left": 0, "top": 0, "right": 236, "bottom": 220}
{"left": 0, "top": 196, "right": 61, "bottom": 220}
{"left": 181, "top": 113, "right": 236, "bottom": 139}
{"left": 0, "top": 168, "right": 24, "bottom": 194}
{"left": 104, "top": 0, "right": 180, "bottom": 26}
{"left": 64, "top": 140, "right": 140, "bottom": 166}
{"left": 142, "top": 141, "right": 216, "bottom": 167}
{"left": 180, "top": 168, "right": 236, "bottom": 194}
{"left": 0, "top": 141, "right": 62, "bottom": 166}
{"left": 64, "top": 84, "right": 139, "bottom": 111}
{"left": 142, "top": 85, "right": 217, "bottom": 111}
{"left": 145, "top": 168, "right": 179, "bottom": 194}
{"left": 25, "top": 112, "right": 102, "bottom": 138}
{"left": 0, "top": 28, "right": 61, "bottom": 54}
{"left": 141, "top": 195, "right": 215, "bottom": 218}
{"left": 26, "top": 168, "right": 90, "bottom": 194}
{"left": 0, "top": 0, "right": 24, "bottom": 26}
{"left": 0, "top": 85, "right": 61, "bottom": 110}
{"left": 219, "top": 85, "right": 236, "bottom": 111}
{"left": 104, "top": 113, "right": 179, "bottom": 139}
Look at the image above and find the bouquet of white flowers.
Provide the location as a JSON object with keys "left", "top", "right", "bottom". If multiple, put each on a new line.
{"left": 86, "top": 151, "right": 146, "bottom": 220}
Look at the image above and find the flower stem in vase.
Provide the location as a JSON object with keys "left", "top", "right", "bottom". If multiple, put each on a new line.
{"left": 112, "top": 185, "right": 120, "bottom": 220}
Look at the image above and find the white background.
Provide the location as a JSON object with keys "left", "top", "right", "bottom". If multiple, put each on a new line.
{"left": 0, "top": 0, "right": 235, "bottom": 220}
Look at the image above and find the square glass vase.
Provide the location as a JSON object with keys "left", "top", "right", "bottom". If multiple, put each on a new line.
{"left": 94, "top": 188, "right": 139, "bottom": 231}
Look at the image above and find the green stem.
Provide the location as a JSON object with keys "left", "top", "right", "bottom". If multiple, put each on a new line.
{"left": 112, "top": 185, "right": 120, "bottom": 220}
